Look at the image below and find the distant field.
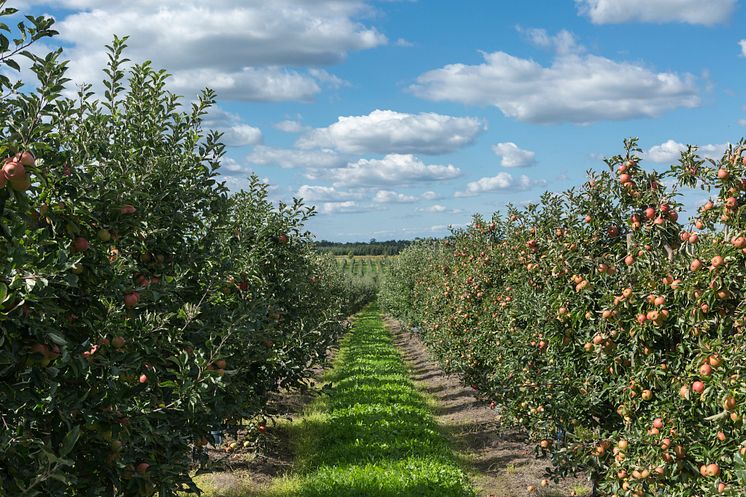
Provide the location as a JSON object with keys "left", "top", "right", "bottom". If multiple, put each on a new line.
{"left": 335, "top": 255, "right": 391, "bottom": 276}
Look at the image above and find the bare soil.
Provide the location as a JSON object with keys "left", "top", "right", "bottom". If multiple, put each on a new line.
{"left": 386, "top": 316, "right": 591, "bottom": 497}
{"left": 189, "top": 348, "right": 338, "bottom": 496}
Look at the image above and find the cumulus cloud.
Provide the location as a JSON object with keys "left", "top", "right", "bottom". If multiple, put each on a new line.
{"left": 646, "top": 139, "right": 729, "bottom": 164}
{"left": 32, "top": 0, "right": 386, "bottom": 101}
{"left": 410, "top": 32, "right": 699, "bottom": 124}
{"left": 418, "top": 204, "right": 447, "bottom": 213}
{"left": 247, "top": 146, "right": 346, "bottom": 169}
{"left": 318, "top": 201, "right": 366, "bottom": 215}
{"left": 274, "top": 119, "right": 307, "bottom": 133}
{"left": 324, "top": 154, "right": 462, "bottom": 187}
{"left": 204, "top": 107, "right": 262, "bottom": 147}
{"left": 296, "top": 185, "right": 361, "bottom": 202}
{"left": 492, "top": 142, "right": 536, "bottom": 167}
{"left": 740, "top": 40, "right": 746, "bottom": 57}
{"left": 220, "top": 157, "right": 250, "bottom": 175}
{"left": 455, "top": 173, "right": 546, "bottom": 197}
{"left": 422, "top": 191, "right": 441, "bottom": 200}
{"left": 373, "top": 190, "right": 418, "bottom": 203}
{"left": 296, "top": 109, "right": 485, "bottom": 154}
{"left": 576, "top": 0, "right": 736, "bottom": 25}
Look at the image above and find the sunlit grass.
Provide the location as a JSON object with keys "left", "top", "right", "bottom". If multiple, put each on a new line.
{"left": 261, "top": 303, "right": 476, "bottom": 497}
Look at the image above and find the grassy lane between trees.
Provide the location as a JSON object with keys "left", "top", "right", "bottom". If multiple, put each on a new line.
{"left": 264, "top": 303, "right": 476, "bottom": 497}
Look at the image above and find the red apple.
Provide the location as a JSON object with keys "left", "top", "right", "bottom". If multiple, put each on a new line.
{"left": 2, "top": 159, "right": 25, "bottom": 181}
{"left": 124, "top": 292, "right": 140, "bottom": 309}
{"left": 692, "top": 381, "right": 705, "bottom": 394}
{"left": 73, "top": 237, "right": 89, "bottom": 252}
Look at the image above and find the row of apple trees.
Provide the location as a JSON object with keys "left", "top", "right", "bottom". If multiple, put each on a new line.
{"left": 0, "top": 8, "right": 372, "bottom": 497}
{"left": 381, "top": 138, "right": 746, "bottom": 496}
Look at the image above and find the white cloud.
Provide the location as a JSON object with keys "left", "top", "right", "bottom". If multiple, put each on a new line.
{"left": 202, "top": 107, "right": 263, "bottom": 147}
{"left": 410, "top": 32, "right": 699, "bottom": 124}
{"left": 308, "top": 68, "right": 349, "bottom": 89}
{"left": 492, "top": 142, "right": 536, "bottom": 167}
{"left": 455, "top": 172, "right": 546, "bottom": 197}
{"left": 740, "top": 40, "right": 746, "bottom": 57}
{"left": 296, "top": 185, "right": 361, "bottom": 202}
{"left": 247, "top": 146, "right": 345, "bottom": 169}
{"left": 395, "top": 38, "right": 414, "bottom": 47}
{"left": 35, "top": 0, "right": 387, "bottom": 101}
{"left": 221, "top": 157, "right": 250, "bottom": 175}
{"left": 519, "top": 28, "right": 583, "bottom": 55}
{"left": 422, "top": 191, "right": 440, "bottom": 200}
{"left": 373, "top": 190, "right": 418, "bottom": 203}
{"left": 646, "top": 139, "right": 729, "bottom": 164}
{"left": 275, "top": 119, "right": 307, "bottom": 133}
{"left": 324, "top": 154, "right": 462, "bottom": 187}
{"left": 576, "top": 0, "right": 735, "bottom": 25}
{"left": 296, "top": 109, "right": 485, "bottom": 154}
{"left": 418, "top": 204, "right": 447, "bottom": 213}
{"left": 318, "top": 201, "right": 366, "bottom": 215}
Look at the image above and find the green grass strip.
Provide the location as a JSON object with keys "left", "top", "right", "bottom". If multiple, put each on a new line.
{"left": 267, "top": 303, "right": 476, "bottom": 497}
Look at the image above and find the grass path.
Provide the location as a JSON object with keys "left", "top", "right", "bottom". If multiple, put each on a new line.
{"left": 264, "top": 303, "right": 476, "bottom": 497}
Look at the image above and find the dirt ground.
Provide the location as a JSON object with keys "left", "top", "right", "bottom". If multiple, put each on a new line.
{"left": 188, "top": 353, "right": 336, "bottom": 496}
{"left": 386, "top": 316, "right": 591, "bottom": 497}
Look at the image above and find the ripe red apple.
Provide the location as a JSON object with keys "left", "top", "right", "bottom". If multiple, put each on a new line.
{"left": 711, "top": 255, "right": 724, "bottom": 268}
{"left": 679, "top": 384, "right": 690, "bottom": 399}
{"left": 139, "top": 374, "right": 148, "bottom": 384}
{"left": 124, "top": 292, "right": 140, "bottom": 309}
{"left": 73, "top": 237, "right": 89, "bottom": 252}
{"left": 653, "top": 418, "right": 664, "bottom": 429}
{"left": 717, "top": 168, "right": 729, "bottom": 180}
{"left": 619, "top": 173, "right": 630, "bottom": 184}
{"left": 624, "top": 255, "right": 634, "bottom": 266}
{"left": 644, "top": 207, "right": 656, "bottom": 220}
{"left": 15, "top": 151, "right": 35, "bottom": 167}
{"left": 692, "top": 381, "right": 705, "bottom": 394}
{"left": 699, "top": 363, "right": 713, "bottom": 377}
{"left": 278, "top": 233, "right": 289, "bottom": 244}
{"left": 136, "top": 462, "right": 150, "bottom": 474}
{"left": 119, "top": 204, "right": 136, "bottom": 215}
{"left": 690, "top": 259, "right": 702, "bottom": 272}
{"left": 3, "top": 159, "right": 25, "bottom": 181}
{"left": 215, "top": 359, "right": 227, "bottom": 370}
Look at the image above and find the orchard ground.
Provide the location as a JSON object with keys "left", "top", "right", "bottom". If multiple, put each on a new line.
{"left": 189, "top": 306, "right": 590, "bottom": 497}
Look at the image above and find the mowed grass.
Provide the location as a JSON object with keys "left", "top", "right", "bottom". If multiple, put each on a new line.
{"left": 264, "top": 304, "right": 476, "bottom": 497}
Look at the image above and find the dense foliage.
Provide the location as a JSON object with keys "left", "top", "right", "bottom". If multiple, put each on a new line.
{"left": 0, "top": 8, "right": 369, "bottom": 496}
{"left": 382, "top": 139, "right": 746, "bottom": 497}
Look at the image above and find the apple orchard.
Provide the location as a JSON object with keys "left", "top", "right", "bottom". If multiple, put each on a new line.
{"left": 0, "top": 10, "right": 374, "bottom": 497}
{"left": 381, "top": 138, "right": 746, "bottom": 497}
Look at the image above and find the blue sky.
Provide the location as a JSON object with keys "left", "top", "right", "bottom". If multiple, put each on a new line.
{"left": 18, "top": 0, "right": 746, "bottom": 241}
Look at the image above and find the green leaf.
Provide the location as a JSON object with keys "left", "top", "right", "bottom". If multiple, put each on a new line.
{"left": 59, "top": 426, "right": 81, "bottom": 457}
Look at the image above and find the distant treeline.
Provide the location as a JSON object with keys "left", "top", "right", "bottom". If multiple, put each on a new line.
{"left": 315, "top": 240, "right": 414, "bottom": 256}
